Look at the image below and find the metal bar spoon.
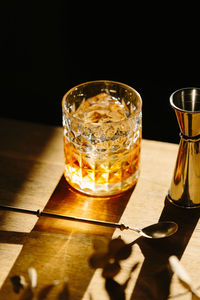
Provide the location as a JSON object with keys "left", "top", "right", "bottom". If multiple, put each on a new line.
{"left": 0, "top": 204, "right": 178, "bottom": 239}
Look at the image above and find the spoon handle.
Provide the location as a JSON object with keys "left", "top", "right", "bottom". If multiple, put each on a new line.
{"left": 0, "top": 204, "right": 128, "bottom": 231}
{"left": 128, "top": 226, "right": 141, "bottom": 233}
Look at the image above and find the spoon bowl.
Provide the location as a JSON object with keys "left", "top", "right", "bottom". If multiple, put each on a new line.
{"left": 130, "top": 221, "right": 178, "bottom": 239}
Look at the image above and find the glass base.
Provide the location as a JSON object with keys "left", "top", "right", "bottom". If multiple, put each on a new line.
{"left": 64, "top": 168, "right": 139, "bottom": 196}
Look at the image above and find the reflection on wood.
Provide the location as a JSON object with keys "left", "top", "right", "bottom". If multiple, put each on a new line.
{"left": 0, "top": 175, "right": 134, "bottom": 299}
{"left": 1, "top": 119, "right": 200, "bottom": 300}
{"left": 36, "top": 176, "right": 134, "bottom": 235}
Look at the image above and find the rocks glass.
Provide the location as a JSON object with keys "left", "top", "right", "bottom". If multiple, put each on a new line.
{"left": 62, "top": 81, "right": 142, "bottom": 196}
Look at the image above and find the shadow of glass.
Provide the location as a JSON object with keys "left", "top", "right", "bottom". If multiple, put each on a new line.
{"left": 129, "top": 196, "right": 200, "bottom": 300}
{"left": 0, "top": 174, "right": 135, "bottom": 299}
{"left": 35, "top": 175, "right": 135, "bottom": 235}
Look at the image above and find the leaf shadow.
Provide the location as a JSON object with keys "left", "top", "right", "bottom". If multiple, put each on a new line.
{"left": 0, "top": 175, "right": 135, "bottom": 300}
{"left": 104, "top": 262, "right": 140, "bottom": 300}
{"left": 129, "top": 197, "right": 200, "bottom": 300}
{"left": 37, "top": 284, "right": 57, "bottom": 300}
{"left": 58, "top": 281, "right": 70, "bottom": 300}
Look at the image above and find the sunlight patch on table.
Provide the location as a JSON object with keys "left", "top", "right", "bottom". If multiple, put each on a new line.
{"left": 0, "top": 243, "right": 22, "bottom": 288}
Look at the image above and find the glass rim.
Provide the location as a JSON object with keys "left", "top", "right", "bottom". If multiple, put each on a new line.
{"left": 62, "top": 80, "right": 142, "bottom": 124}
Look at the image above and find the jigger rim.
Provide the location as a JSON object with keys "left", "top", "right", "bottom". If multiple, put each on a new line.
{"left": 170, "top": 87, "right": 200, "bottom": 113}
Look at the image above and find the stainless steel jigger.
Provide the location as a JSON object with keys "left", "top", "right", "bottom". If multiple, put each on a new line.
{"left": 168, "top": 87, "right": 200, "bottom": 208}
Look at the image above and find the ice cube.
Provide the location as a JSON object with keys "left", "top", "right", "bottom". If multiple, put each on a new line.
{"left": 72, "top": 92, "right": 128, "bottom": 123}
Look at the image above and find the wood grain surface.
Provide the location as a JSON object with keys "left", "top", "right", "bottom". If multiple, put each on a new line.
{"left": 0, "top": 118, "right": 200, "bottom": 300}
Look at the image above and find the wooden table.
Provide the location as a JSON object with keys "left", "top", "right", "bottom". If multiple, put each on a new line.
{"left": 0, "top": 118, "right": 200, "bottom": 300}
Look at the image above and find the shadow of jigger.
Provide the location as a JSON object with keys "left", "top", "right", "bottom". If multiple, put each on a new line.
{"left": 167, "top": 87, "right": 200, "bottom": 208}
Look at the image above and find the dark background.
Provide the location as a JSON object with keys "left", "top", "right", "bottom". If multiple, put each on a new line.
{"left": 1, "top": 2, "right": 200, "bottom": 144}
